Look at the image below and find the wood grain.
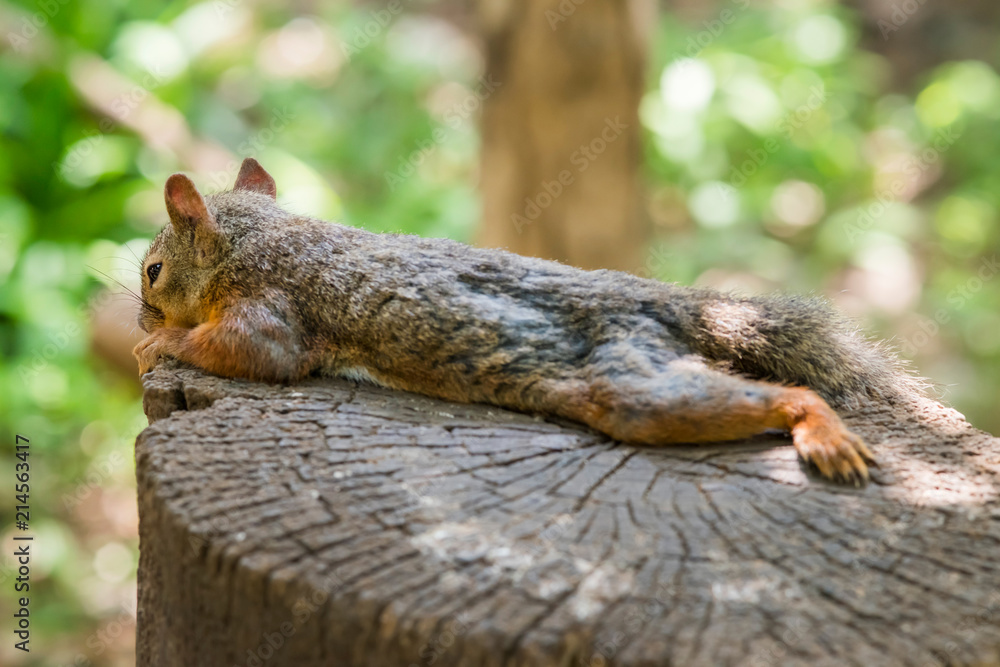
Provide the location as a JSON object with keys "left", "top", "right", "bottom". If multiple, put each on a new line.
{"left": 136, "top": 362, "right": 1000, "bottom": 666}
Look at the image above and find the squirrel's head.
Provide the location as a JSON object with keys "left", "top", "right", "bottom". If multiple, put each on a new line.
{"left": 138, "top": 158, "right": 277, "bottom": 333}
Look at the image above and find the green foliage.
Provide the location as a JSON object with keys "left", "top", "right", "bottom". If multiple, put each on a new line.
{"left": 0, "top": 0, "right": 997, "bottom": 663}
{"left": 1, "top": 1, "right": 480, "bottom": 662}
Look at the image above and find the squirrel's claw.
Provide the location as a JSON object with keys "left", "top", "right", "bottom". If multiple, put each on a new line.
{"left": 789, "top": 402, "right": 875, "bottom": 485}
{"left": 133, "top": 337, "right": 161, "bottom": 375}
{"left": 133, "top": 328, "right": 183, "bottom": 376}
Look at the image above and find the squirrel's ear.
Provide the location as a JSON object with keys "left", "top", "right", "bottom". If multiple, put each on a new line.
{"left": 234, "top": 158, "right": 277, "bottom": 199}
{"left": 165, "top": 174, "right": 223, "bottom": 266}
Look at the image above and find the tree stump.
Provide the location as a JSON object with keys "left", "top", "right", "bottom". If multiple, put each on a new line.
{"left": 135, "top": 363, "right": 1000, "bottom": 667}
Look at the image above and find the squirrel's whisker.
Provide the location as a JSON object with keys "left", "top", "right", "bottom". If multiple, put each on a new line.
{"left": 123, "top": 244, "right": 146, "bottom": 268}
{"left": 93, "top": 255, "right": 142, "bottom": 271}
{"left": 86, "top": 265, "right": 143, "bottom": 303}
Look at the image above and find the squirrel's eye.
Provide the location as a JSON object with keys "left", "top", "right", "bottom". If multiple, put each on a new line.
{"left": 147, "top": 262, "right": 162, "bottom": 285}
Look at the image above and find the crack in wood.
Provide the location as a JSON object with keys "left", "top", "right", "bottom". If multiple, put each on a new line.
{"left": 136, "top": 367, "right": 1000, "bottom": 667}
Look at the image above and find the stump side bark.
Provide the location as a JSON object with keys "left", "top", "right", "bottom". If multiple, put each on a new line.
{"left": 135, "top": 363, "right": 1000, "bottom": 667}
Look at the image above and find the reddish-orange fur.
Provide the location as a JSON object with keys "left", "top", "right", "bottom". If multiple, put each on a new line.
{"left": 135, "top": 159, "right": 905, "bottom": 486}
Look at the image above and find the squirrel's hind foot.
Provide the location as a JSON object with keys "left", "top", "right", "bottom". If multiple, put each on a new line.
{"left": 779, "top": 388, "right": 876, "bottom": 485}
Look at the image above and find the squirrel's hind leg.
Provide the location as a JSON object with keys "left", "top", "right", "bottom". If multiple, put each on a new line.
{"left": 560, "top": 358, "right": 874, "bottom": 485}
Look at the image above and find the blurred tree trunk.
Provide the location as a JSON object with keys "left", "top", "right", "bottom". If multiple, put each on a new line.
{"left": 476, "top": 0, "right": 654, "bottom": 272}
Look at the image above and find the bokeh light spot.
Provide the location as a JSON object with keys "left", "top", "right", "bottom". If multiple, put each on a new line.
{"left": 689, "top": 181, "right": 740, "bottom": 228}
{"left": 660, "top": 59, "right": 716, "bottom": 112}
{"left": 916, "top": 81, "right": 961, "bottom": 128}
{"left": 789, "top": 15, "right": 847, "bottom": 65}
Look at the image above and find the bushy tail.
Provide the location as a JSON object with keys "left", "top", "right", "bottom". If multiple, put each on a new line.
{"left": 682, "top": 292, "right": 925, "bottom": 405}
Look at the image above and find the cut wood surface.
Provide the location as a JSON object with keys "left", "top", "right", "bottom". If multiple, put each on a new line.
{"left": 136, "top": 363, "right": 1000, "bottom": 667}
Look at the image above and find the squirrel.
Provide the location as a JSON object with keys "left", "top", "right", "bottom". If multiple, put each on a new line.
{"left": 134, "top": 158, "right": 920, "bottom": 485}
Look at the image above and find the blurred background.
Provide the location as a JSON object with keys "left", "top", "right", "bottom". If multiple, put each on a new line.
{"left": 1, "top": 0, "right": 998, "bottom": 663}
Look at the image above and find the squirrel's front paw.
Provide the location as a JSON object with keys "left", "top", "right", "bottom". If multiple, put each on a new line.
{"left": 133, "top": 328, "right": 186, "bottom": 375}
{"left": 785, "top": 391, "right": 876, "bottom": 485}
